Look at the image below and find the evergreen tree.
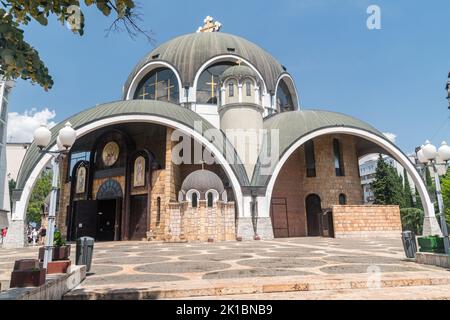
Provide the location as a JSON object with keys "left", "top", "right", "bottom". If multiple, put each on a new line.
{"left": 372, "top": 155, "right": 405, "bottom": 206}
{"left": 393, "top": 170, "right": 406, "bottom": 208}
{"left": 414, "top": 187, "right": 423, "bottom": 210}
{"left": 441, "top": 168, "right": 450, "bottom": 225}
{"left": 403, "top": 168, "right": 414, "bottom": 208}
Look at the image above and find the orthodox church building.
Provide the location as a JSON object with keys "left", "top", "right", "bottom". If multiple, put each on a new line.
{"left": 4, "top": 17, "right": 442, "bottom": 247}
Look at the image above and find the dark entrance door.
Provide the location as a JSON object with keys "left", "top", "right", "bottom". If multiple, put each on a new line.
{"left": 270, "top": 198, "right": 289, "bottom": 238}
{"left": 72, "top": 200, "right": 98, "bottom": 240}
{"left": 97, "top": 199, "right": 117, "bottom": 241}
{"left": 129, "top": 195, "right": 148, "bottom": 240}
{"left": 306, "top": 194, "right": 322, "bottom": 236}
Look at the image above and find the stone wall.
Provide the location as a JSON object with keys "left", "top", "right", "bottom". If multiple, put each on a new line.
{"left": 271, "top": 134, "right": 364, "bottom": 237}
{"left": 332, "top": 205, "right": 402, "bottom": 238}
{"left": 166, "top": 200, "right": 235, "bottom": 242}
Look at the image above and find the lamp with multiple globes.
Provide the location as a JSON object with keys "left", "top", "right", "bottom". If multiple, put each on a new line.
{"left": 417, "top": 140, "right": 450, "bottom": 255}
{"left": 32, "top": 122, "right": 77, "bottom": 269}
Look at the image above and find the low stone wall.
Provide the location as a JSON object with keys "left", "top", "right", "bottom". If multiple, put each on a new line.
{"left": 332, "top": 205, "right": 402, "bottom": 238}
{"left": 416, "top": 252, "right": 450, "bottom": 269}
{"left": 166, "top": 201, "right": 235, "bottom": 242}
{"left": 0, "top": 265, "right": 86, "bottom": 300}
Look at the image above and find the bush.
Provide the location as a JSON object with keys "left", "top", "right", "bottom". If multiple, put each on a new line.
{"left": 53, "top": 230, "right": 66, "bottom": 247}
{"left": 400, "top": 208, "right": 424, "bottom": 235}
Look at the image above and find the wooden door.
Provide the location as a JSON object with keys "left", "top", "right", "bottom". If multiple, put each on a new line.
{"left": 270, "top": 198, "right": 289, "bottom": 238}
{"left": 97, "top": 200, "right": 117, "bottom": 241}
{"left": 129, "top": 195, "right": 148, "bottom": 240}
{"left": 306, "top": 194, "right": 322, "bottom": 236}
{"left": 73, "top": 200, "right": 98, "bottom": 240}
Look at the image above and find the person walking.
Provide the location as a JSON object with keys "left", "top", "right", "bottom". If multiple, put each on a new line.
{"left": 39, "top": 227, "right": 47, "bottom": 245}
{"left": 32, "top": 228, "right": 38, "bottom": 246}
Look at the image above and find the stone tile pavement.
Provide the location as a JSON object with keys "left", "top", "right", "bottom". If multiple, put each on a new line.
{"left": 1, "top": 237, "right": 449, "bottom": 299}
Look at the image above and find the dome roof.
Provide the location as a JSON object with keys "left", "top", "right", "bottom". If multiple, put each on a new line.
{"left": 181, "top": 170, "right": 225, "bottom": 194}
{"left": 220, "top": 65, "right": 258, "bottom": 81}
{"left": 124, "top": 32, "right": 286, "bottom": 96}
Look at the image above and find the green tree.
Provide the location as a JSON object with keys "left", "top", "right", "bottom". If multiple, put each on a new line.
{"left": 1, "top": 1, "right": 151, "bottom": 90}
{"left": 8, "top": 178, "right": 16, "bottom": 210}
{"left": 26, "top": 171, "right": 52, "bottom": 224}
{"left": 441, "top": 168, "right": 450, "bottom": 225}
{"left": 400, "top": 208, "right": 424, "bottom": 235}
{"left": 403, "top": 168, "right": 414, "bottom": 208}
{"left": 414, "top": 187, "right": 423, "bottom": 210}
{"left": 372, "top": 155, "right": 404, "bottom": 206}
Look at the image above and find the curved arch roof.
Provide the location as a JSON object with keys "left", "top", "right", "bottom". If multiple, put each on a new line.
{"left": 16, "top": 100, "right": 249, "bottom": 190}
{"left": 251, "top": 109, "right": 387, "bottom": 186}
{"left": 124, "top": 32, "right": 286, "bottom": 97}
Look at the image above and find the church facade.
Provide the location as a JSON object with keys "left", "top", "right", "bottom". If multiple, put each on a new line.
{"left": 5, "top": 17, "right": 442, "bottom": 247}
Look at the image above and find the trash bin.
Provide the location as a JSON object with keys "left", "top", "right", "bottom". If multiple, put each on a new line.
{"left": 402, "top": 231, "right": 417, "bottom": 259}
{"left": 76, "top": 237, "right": 94, "bottom": 272}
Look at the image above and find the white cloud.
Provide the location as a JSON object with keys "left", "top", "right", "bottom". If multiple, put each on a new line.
{"left": 383, "top": 132, "right": 397, "bottom": 143}
{"left": 7, "top": 108, "right": 56, "bottom": 143}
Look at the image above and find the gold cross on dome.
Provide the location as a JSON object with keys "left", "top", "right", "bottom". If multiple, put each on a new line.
{"left": 205, "top": 75, "right": 218, "bottom": 98}
{"left": 197, "top": 16, "right": 222, "bottom": 33}
{"left": 167, "top": 79, "right": 175, "bottom": 102}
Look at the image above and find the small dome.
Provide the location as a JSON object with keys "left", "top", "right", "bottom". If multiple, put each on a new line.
{"left": 181, "top": 170, "right": 225, "bottom": 194}
{"left": 220, "top": 65, "right": 258, "bottom": 81}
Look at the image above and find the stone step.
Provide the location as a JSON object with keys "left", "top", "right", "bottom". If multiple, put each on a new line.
{"left": 174, "top": 284, "right": 450, "bottom": 300}
{"left": 63, "top": 271, "right": 450, "bottom": 300}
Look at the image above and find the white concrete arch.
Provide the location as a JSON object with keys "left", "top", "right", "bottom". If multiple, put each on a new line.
{"left": 264, "top": 127, "right": 442, "bottom": 236}
{"left": 11, "top": 115, "right": 244, "bottom": 231}
{"left": 125, "top": 61, "right": 184, "bottom": 102}
{"left": 274, "top": 73, "right": 300, "bottom": 110}
{"left": 192, "top": 55, "right": 269, "bottom": 101}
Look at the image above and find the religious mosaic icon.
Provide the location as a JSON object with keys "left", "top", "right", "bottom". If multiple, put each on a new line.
{"left": 133, "top": 156, "right": 146, "bottom": 187}
{"left": 75, "top": 166, "right": 86, "bottom": 194}
{"left": 102, "top": 141, "right": 120, "bottom": 167}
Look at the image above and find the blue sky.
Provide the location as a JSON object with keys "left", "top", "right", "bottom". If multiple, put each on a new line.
{"left": 7, "top": 0, "right": 450, "bottom": 153}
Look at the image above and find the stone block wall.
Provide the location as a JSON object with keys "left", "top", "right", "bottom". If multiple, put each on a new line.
{"left": 332, "top": 205, "right": 402, "bottom": 238}
{"left": 166, "top": 200, "right": 235, "bottom": 242}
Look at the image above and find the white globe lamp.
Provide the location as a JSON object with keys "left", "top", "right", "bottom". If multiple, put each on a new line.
{"left": 58, "top": 122, "right": 76, "bottom": 149}
{"left": 33, "top": 125, "right": 52, "bottom": 149}
{"left": 438, "top": 141, "right": 450, "bottom": 162}
{"left": 422, "top": 140, "right": 438, "bottom": 161}
{"left": 417, "top": 146, "right": 429, "bottom": 164}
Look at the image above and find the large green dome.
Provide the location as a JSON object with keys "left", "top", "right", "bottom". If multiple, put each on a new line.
{"left": 124, "top": 32, "right": 286, "bottom": 96}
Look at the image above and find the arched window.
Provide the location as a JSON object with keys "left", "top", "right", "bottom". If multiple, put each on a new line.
{"left": 333, "top": 139, "right": 345, "bottom": 176}
{"left": 245, "top": 80, "right": 252, "bottom": 96}
{"left": 339, "top": 194, "right": 347, "bottom": 205}
{"left": 192, "top": 192, "right": 198, "bottom": 208}
{"left": 207, "top": 192, "right": 214, "bottom": 207}
{"left": 156, "top": 197, "right": 161, "bottom": 226}
{"left": 276, "top": 79, "right": 294, "bottom": 112}
{"left": 228, "top": 80, "right": 235, "bottom": 97}
{"left": 305, "top": 140, "right": 316, "bottom": 177}
{"left": 134, "top": 67, "right": 179, "bottom": 102}
{"left": 197, "top": 62, "right": 235, "bottom": 104}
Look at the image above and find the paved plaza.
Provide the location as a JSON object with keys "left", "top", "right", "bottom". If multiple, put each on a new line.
{"left": 1, "top": 237, "right": 449, "bottom": 299}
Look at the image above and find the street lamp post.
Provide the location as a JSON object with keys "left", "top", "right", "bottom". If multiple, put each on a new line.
{"left": 417, "top": 141, "right": 450, "bottom": 255}
{"left": 33, "top": 122, "right": 76, "bottom": 269}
